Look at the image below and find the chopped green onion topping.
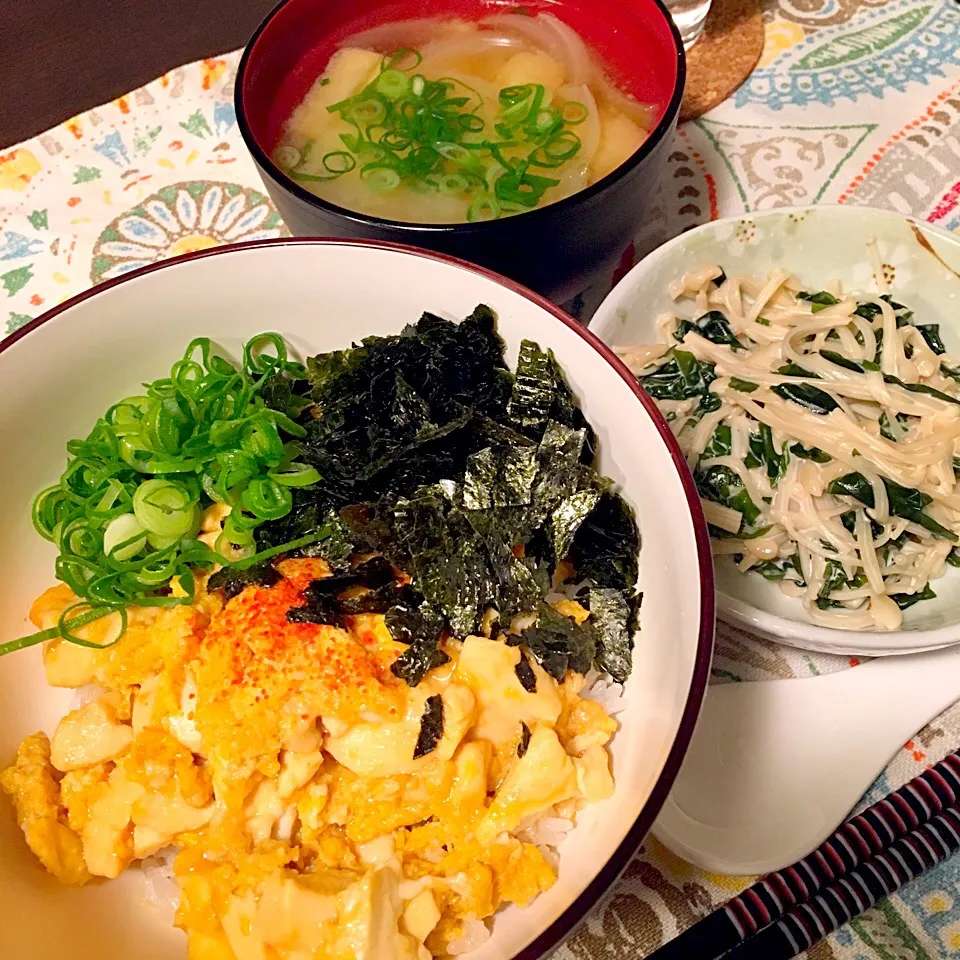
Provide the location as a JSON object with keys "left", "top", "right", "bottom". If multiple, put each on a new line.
{"left": 14, "top": 334, "right": 322, "bottom": 655}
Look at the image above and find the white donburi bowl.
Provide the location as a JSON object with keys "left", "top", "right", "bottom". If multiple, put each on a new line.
{"left": 591, "top": 205, "right": 960, "bottom": 657}
{"left": 0, "top": 240, "right": 713, "bottom": 960}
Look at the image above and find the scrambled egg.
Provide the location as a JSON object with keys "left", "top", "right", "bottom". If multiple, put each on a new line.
{"left": 2, "top": 558, "right": 618, "bottom": 959}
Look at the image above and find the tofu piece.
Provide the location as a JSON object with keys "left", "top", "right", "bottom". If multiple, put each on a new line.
{"left": 244, "top": 779, "right": 285, "bottom": 845}
{"left": 337, "top": 867, "right": 420, "bottom": 960}
{"left": 250, "top": 869, "right": 420, "bottom": 959}
{"left": 454, "top": 636, "right": 561, "bottom": 744}
{"left": 573, "top": 744, "right": 615, "bottom": 802}
{"left": 402, "top": 889, "right": 442, "bottom": 943}
{"left": 254, "top": 876, "right": 338, "bottom": 951}
{"left": 448, "top": 741, "right": 490, "bottom": 813}
{"left": 590, "top": 108, "right": 645, "bottom": 182}
{"left": 277, "top": 747, "right": 324, "bottom": 800}
{"left": 162, "top": 670, "right": 203, "bottom": 753}
{"left": 131, "top": 791, "right": 215, "bottom": 858}
{"left": 496, "top": 51, "right": 567, "bottom": 91}
{"left": 132, "top": 674, "right": 161, "bottom": 735}
{"left": 42, "top": 637, "right": 98, "bottom": 688}
{"left": 558, "top": 695, "right": 618, "bottom": 756}
{"left": 50, "top": 698, "right": 134, "bottom": 772}
{"left": 82, "top": 768, "right": 145, "bottom": 878}
{"left": 60, "top": 763, "right": 111, "bottom": 834}
{"left": 283, "top": 48, "right": 382, "bottom": 149}
{"left": 222, "top": 894, "right": 269, "bottom": 960}
{"left": 478, "top": 726, "right": 578, "bottom": 843}
{"left": 324, "top": 684, "right": 474, "bottom": 778}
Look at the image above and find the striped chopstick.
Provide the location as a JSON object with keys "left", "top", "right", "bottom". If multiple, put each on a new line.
{"left": 724, "top": 805, "right": 960, "bottom": 959}
{"left": 650, "top": 750, "right": 960, "bottom": 960}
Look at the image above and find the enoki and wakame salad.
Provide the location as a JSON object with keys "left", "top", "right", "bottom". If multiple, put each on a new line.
{"left": 619, "top": 260, "right": 960, "bottom": 632}
{"left": 10, "top": 306, "right": 641, "bottom": 682}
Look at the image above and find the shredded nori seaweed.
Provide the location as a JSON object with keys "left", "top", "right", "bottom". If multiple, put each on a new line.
{"left": 402, "top": 816, "right": 436, "bottom": 830}
{"left": 413, "top": 694, "right": 444, "bottom": 759}
{"left": 386, "top": 596, "right": 451, "bottom": 687}
{"left": 518, "top": 721, "right": 532, "bottom": 757}
{"left": 514, "top": 652, "right": 538, "bottom": 693}
{"left": 462, "top": 444, "right": 539, "bottom": 510}
{"left": 588, "top": 586, "right": 638, "bottom": 684}
{"left": 391, "top": 642, "right": 451, "bottom": 687}
{"left": 510, "top": 602, "right": 597, "bottom": 681}
{"left": 571, "top": 493, "right": 641, "bottom": 592}
{"left": 207, "top": 562, "right": 281, "bottom": 601}
{"left": 255, "top": 306, "right": 641, "bottom": 686}
{"left": 286, "top": 557, "right": 411, "bottom": 627}
{"left": 508, "top": 339, "right": 597, "bottom": 462}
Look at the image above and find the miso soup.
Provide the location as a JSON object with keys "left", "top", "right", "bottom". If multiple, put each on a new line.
{"left": 273, "top": 14, "right": 656, "bottom": 224}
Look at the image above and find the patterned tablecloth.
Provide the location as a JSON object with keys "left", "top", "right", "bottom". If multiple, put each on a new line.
{"left": 2, "top": 0, "right": 960, "bottom": 956}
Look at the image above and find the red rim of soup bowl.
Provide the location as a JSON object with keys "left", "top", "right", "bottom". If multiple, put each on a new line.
{"left": 1, "top": 237, "right": 714, "bottom": 959}
{"left": 234, "top": 0, "right": 686, "bottom": 234}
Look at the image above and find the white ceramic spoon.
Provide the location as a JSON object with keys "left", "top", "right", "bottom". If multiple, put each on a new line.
{"left": 653, "top": 644, "right": 960, "bottom": 876}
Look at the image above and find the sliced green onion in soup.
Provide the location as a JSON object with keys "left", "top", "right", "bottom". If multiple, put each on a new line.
{"left": 560, "top": 100, "right": 589, "bottom": 125}
{"left": 467, "top": 192, "right": 501, "bottom": 221}
{"left": 361, "top": 166, "right": 402, "bottom": 192}
{"left": 438, "top": 174, "right": 470, "bottom": 196}
{"left": 376, "top": 69, "right": 412, "bottom": 99}
{"left": 530, "top": 130, "right": 582, "bottom": 167}
{"left": 382, "top": 48, "right": 422, "bottom": 72}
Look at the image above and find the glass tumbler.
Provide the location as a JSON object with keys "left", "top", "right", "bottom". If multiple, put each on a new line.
{"left": 663, "top": 0, "right": 712, "bottom": 47}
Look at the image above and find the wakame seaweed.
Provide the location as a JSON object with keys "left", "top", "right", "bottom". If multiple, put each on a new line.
{"left": 771, "top": 382, "right": 839, "bottom": 415}
{"left": 891, "top": 584, "right": 937, "bottom": 610}
{"left": 797, "top": 291, "right": 840, "bottom": 312}
{"left": 256, "top": 305, "right": 642, "bottom": 688}
{"left": 695, "top": 465, "right": 762, "bottom": 529}
{"left": 790, "top": 443, "right": 831, "bottom": 463}
{"left": 827, "top": 473, "right": 958, "bottom": 542}
{"left": 638, "top": 348, "right": 716, "bottom": 402}
{"left": 674, "top": 310, "right": 745, "bottom": 351}
{"left": 917, "top": 325, "right": 946, "bottom": 356}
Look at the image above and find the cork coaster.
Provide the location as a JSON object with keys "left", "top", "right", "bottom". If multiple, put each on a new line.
{"left": 679, "top": 0, "right": 764, "bottom": 122}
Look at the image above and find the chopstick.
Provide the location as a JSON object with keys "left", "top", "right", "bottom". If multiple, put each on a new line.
{"left": 724, "top": 806, "right": 960, "bottom": 959}
{"left": 649, "top": 751, "right": 960, "bottom": 960}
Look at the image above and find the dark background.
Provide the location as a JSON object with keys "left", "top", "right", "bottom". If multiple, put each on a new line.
{"left": 0, "top": 0, "right": 279, "bottom": 148}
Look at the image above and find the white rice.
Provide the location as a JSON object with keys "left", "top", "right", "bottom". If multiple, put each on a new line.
{"left": 139, "top": 847, "right": 181, "bottom": 919}
{"left": 519, "top": 815, "right": 574, "bottom": 848}
{"left": 514, "top": 808, "right": 575, "bottom": 869}
{"left": 580, "top": 669, "right": 627, "bottom": 715}
{"left": 447, "top": 918, "right": 492, "bottom": 955}
{"left": 70, "top": 683, "right": 108, "bottom": 709}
